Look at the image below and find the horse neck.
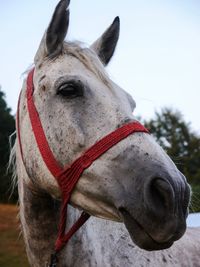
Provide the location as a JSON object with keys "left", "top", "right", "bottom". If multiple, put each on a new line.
{"left": 17, "top": 160, "right": 92, "bottom": 267}
{"left": 18, "top": 177, "right": 60, "bottom": 266}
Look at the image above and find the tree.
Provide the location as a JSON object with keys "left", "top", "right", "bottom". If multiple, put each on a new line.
{"left": 144, "top": 107, "right": 200, "bottom": 212}
{"left": 0, "top": 87, "right": 16, "bottom": 202}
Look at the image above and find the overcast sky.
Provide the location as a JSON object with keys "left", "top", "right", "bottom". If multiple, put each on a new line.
{"left": 0, "top": 0, "right": 200, "bottom": 132}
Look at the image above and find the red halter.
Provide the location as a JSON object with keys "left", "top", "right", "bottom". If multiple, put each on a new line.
{"left": 17, "top": 68, "right": 149, "bottom": 265}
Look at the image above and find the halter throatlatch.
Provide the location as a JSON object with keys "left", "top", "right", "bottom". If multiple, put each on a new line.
{"left": 17, "top": 68, "right": 149, "bottom": 265}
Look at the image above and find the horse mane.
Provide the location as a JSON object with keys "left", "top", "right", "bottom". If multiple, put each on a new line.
{"left": 8, "top": 132, "right": 17, "bottom": 198}
{"left": 8, "top": 62, "right": 34, "bottom": 195}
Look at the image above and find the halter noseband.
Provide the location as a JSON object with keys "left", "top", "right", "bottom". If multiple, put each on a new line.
{"left": 17, "top": 68, "right": 149, "bottom": 266}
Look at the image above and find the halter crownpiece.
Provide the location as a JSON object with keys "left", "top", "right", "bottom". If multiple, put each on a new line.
{"left": 17, "top": 68, "right": 149, "bottom": 266}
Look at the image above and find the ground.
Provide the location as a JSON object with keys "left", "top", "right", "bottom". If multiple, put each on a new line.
{"left": 0, "top": 204, "right": 29, "bottom": 267}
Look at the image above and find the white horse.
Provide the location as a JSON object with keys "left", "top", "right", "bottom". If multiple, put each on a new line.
{"left": 12, "top": 0, "right": 200, "bottom": 266}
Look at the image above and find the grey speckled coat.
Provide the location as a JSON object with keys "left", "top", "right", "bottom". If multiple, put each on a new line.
{"left": 13, "top": 1, "right": 199, "bottom": 266}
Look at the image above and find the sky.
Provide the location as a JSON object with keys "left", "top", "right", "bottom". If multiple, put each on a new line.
{"left": 0, "top": 0, "right": 200, "bottom": 132}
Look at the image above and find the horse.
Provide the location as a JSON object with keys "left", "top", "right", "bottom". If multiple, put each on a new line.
{"left": 11, "top": 0, "right": 200, "bottom": 266}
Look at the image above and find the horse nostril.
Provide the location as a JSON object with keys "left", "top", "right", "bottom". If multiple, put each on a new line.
{"left": 148, "top": 178, "right": 175, "bottom": 215}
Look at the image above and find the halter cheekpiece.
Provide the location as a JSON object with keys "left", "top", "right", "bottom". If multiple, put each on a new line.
{"left": 17, "top": 68, "right": 149, "bottom": 266}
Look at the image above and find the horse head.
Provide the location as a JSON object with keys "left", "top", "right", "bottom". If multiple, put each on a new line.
{"left": 18, "top": 0, "right": 190, "bottom": 251}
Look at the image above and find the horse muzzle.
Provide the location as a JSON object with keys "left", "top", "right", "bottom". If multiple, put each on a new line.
{"left": 117, "top": 171, "right": 191, "bottom": 251}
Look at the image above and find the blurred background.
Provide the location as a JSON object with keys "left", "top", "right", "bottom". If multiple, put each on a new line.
{"left": 0, "top": 1, "right": 200, "bottom": 266}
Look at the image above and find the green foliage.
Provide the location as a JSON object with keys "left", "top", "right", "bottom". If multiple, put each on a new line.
{"left": 0, "top": 88, "right": 16, "bottom": 202}
{"left": 144, "top": 107, "right": 200, "bottom": 212}
{"left": 190, "top": 184, "right": 200, "bottom": 213}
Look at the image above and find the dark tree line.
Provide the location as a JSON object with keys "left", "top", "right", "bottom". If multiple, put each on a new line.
{"left": 0, "top": 88, "right": 200, "bottom": 211}
{"left": 0, "top": 88, "right": 16, "bottom": 202}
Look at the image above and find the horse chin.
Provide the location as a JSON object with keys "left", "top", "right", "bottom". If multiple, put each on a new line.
{"left": 119, "top": 209, "right": 174, "bottom": 251}
{"left": 70, "top": 190, "right": 122, "bottom": 222}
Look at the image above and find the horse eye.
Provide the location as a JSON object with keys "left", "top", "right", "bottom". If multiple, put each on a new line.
{"left": 57, "top": 83, "right": 83, "bottom": 98}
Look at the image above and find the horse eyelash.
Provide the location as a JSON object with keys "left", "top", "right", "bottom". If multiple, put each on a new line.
{"left": 56, "top": 82, "right": 84, "bottom": 98}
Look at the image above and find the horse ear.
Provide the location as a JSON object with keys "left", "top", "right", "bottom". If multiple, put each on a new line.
{"left": 46, "top": 0, "right": 70, "bottom": 57}
{"left": 34, "top": 0, "right": 70, "bottom": 63}
{"left": 91, "top": 17, "right": 120, "bottom": 66}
